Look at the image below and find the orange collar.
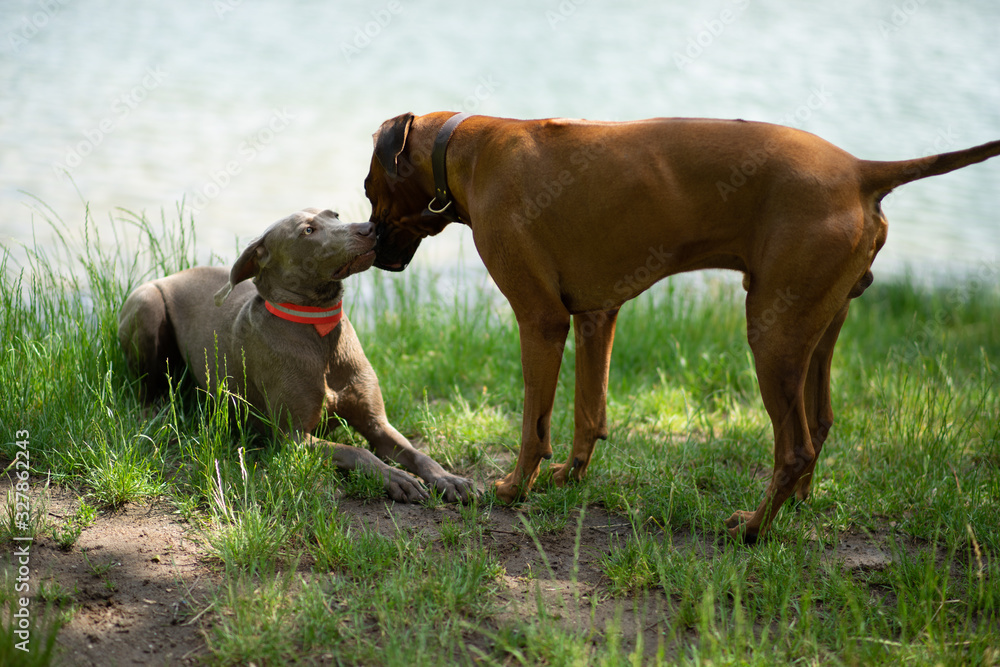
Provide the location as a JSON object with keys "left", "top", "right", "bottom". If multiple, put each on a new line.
{"left": 264, "top": 300, "right": 343, "bottom": 336}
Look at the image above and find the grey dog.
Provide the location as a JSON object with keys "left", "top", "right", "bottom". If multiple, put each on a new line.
{"left": 118, "top": 208, "right": 474, "bottom": 502}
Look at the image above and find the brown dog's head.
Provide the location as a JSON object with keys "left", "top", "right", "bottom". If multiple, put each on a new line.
{"left": 213, "top": 208, "right": 376, "bottom": 307}
{"left": 365, "top": 112, "right": 454, "bottom": 271}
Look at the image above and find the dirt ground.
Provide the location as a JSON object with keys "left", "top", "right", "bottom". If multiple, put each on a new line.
{"left": 2, "top": 475, "right": 896, "bottom": 665}
{"left": 2, "top": 479, "right": 217, "bottom": 666}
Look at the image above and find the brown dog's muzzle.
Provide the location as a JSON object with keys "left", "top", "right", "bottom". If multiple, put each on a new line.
{"left": 373, "top": 220, "right": 422, "bottom": 272}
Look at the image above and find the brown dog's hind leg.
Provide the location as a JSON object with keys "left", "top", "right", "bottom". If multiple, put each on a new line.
{"left": 552, "top": 309, "right": 619, "bottom": 486}
{"left": 794, "top": 269, "right": 874, "bottom": 499}
{"left": 494, "top": 310, "right": 571, "bottom": 503}
{"left": 725, "top": 279, "right": 852, "bottom": 543}
{"left": 794, "top": 301, "right": 850, "bottom": 502}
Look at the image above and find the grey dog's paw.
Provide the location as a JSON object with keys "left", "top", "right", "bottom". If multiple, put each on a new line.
{"left": 383, "top": 468, "right": 430, "bottom": 503}
{"left": 429, "top": 473, "right": 477, "bottom": 503}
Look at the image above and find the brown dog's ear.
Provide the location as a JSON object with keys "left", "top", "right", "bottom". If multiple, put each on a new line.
{"left": 213, "top": 238, "right": 269, "bottom": 306}
{"left": 372, "top": 112, "right": 415, "bottom": 176}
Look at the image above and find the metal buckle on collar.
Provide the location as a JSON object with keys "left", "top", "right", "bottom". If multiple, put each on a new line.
{"left": 425, "top": 197, "right": 453, "bottom": 215}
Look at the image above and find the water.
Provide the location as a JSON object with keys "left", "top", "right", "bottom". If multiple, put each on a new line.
{"left": 2, "top": 0, "right": 998, "bottom": 278}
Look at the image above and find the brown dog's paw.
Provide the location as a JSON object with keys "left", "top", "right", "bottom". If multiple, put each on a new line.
{"left": 551, "top": 457, "right": 587, "bottom": 487}
{"left": 793, "top": 477, "right": 813, "bottom": 503}
{"left": 723, "top": 510, "right": 760, "bottom": 545}
{"left": 550, "top": 463, "right": 570, "bottom": 487}
{"left": 493, "top": 473, "right": 527, "bottom": 504}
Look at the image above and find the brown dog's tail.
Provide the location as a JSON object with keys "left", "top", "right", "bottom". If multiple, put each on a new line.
{"left": 859, "top": 139, "right": 1000, "bottom": 199}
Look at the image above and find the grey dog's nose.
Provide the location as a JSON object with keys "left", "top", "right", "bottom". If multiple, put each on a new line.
{"left": 357, "top": 222, "right": 375, "bottom": 237}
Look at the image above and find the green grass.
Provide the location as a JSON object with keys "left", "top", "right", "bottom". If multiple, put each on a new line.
{"left": 1, "top": 204, "right": 999, "bottom": 665}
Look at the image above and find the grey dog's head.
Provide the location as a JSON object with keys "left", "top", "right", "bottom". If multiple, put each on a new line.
{"left": 213, "top": 209, "right": 376, "bottom": 307}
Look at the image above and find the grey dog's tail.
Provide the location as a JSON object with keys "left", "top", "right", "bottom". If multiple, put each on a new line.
{"left": 859, "top": 139, "right": 1000, "bottom": 199}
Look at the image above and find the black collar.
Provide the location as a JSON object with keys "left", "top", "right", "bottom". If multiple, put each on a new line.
{"left": 425, "top": 112, "right": 471, "bottom": 223}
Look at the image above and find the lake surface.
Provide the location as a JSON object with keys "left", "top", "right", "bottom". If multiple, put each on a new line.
{"left": 2, "top": 0, "right": 998, "bottom": 278}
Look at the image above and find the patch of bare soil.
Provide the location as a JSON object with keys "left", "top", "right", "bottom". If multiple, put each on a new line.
{"left": 822, "top": 532, "right": 894, "bottom": 572}
{"left": 1, "top": 477, "right": 218, "bottom": 666}
{"left": 4, "top": 473, "right": 907, "bottom": 665}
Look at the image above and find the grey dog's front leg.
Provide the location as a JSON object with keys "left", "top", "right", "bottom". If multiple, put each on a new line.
{"left": 299, "top": 433, "right": 430, "bottom": 503}
{"left": 358, "top": 419, "right": 477, "bottom": 503}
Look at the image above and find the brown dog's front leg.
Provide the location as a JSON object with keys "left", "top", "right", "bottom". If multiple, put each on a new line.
{"left": 495, "top": 312, "right": 570, "bottom": 503}
{"left": 552, "top": 309, "right": 618, "bottom": 486}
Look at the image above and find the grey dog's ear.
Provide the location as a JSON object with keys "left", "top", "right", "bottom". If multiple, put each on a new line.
{"left": 214, "top": 237, "right": 269, "bottom": 306}
{"left": 372, "top": 112, "right": 415, "bottom": 176}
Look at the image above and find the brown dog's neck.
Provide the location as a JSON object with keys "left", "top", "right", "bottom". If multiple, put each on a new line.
{"left": 405, "top": 113, "right": 477, "bottom": 224}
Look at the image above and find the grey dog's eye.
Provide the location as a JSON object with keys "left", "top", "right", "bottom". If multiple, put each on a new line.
{"left": 303, "top": 226, "right": 315, "bottom": 235}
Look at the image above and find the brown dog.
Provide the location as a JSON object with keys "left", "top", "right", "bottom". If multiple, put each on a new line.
{"left": 118, "top": 208, "right": 475, "bottom": 503}
{"left": 364, "top": 112, "right": 1000, "bottom": 541}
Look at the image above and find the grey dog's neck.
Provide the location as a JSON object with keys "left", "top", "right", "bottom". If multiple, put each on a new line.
{"left": 255, "top": 276, "right": 345, "bottom": 307}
